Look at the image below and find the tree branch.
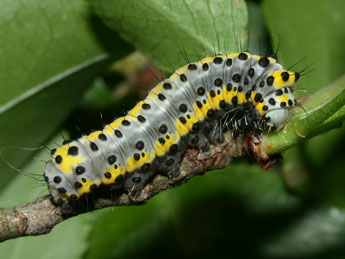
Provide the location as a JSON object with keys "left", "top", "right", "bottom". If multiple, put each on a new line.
{"left": 0, "top": 132, "right": 271, "bottom": 242}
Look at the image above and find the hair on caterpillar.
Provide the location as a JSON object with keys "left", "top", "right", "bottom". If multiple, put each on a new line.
{"left": 0, "top": 144, "right": 55, "bottom": 207}
{"left": 0, "top": 145, "right": 47, "bottom": 180}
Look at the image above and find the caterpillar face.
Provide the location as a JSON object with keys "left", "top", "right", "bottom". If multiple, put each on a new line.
{"left": 44, "top": 52, "right": 300, "bottom": 204}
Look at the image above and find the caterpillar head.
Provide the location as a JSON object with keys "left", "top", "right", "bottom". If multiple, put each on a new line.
{"left": 265, "top": 108, "right": 291, "bottom": 130}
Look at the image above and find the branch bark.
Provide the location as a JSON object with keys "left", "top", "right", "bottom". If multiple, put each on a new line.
{"left": 0, "top": 132, "right": 272, "bottom": 242}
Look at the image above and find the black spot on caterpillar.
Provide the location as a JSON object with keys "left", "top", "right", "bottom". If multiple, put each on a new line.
{"left": 44, "top": 52, "right": 300, "bottom": 205}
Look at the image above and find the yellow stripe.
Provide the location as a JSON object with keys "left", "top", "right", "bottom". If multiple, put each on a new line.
{"left": 54, "top": 145, "right": 84, "bottom": 173}
{"left": 277, "top": 94, "right": 289, "bottom": 103}
{"left": 154, "top": 142, "right": 167, "bottom": 156}
{"left": 154, "top": 133, "right": 180, "bottom": 156}
{"left": 146, "top": 91, "right": 158, "bottom": 101}
{"left": 252, "top": 55, "right": 261, "bottom": 60}
{"left": 151, "top": 82, "right": 164, "bottom": 94}
{"left": 223, "top": 86, "right": 237, "bottom": 103}
{"left": 237, "top": 92, "right": 246, "bottom": 104}
{"left": 199, "top": 98, "right": 213, "bottom": 117}
{"left": 227, "top": 53, "right": 239, "bottom": 58}
{"left": 255, "top": 103, "right": 267, "bottom": 115}
{"left": 174, "top": 65, "right": 188, "bottom": 76}
{"left": 107, "top": 117, "right": 125, "bottom": 131}
{"left": 125, "top": 150, "right": 156, "bottom": 173}
{"left": 250, "top": 91, "right": 256, "bottom": 102}
{"left": 193, "top": 102, "right": 205, "bottom": 120}
{"left": 268, "top": 57, "right": 277, "bottom": 64}
{"left": 200, "top": 57, "right": 214, "bottom": 63}
{"left": 104, "top": 124, "right": 113, "bottom": 134}
{"left": 184, "top": 112, "right": 200, "bottom": 131}
{"left": 129, "top": 101, "right": 144, "bottom": 117}
{"left": 102, "top": 165, "right": 126, "bottom": 184}
{"left": 207, "top": 89, "right": 224, "bottom": 110}
{"left": 77, "top": 178, "right": 101, "bottom": 196}
{"left": 175, "top": 119, "right": 189, "bottom": 136}
{"left": 59, "top": 192, "right": 72, "bottom": 200}
{"left": 269, "top": 70, "right": 296, "bottom": 89}
{"left": 85, "top": 131, "right": 102, "bottom": 141}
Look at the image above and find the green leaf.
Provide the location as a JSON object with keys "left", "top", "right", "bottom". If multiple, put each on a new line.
{"left": 0, "top": 0, "right": 131, "bottom": 188}
{"left": 261, "top": 207, "right": 345, "bottom": 258}
{"left": 247, "top": 1, "right": 270, "bottom": 54}
{"left": 92, "top": 0, "right": 248, "bottom": 73}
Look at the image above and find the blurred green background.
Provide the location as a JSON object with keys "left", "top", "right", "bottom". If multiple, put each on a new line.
{"left": 1, "top": 0, "right": 345, "bottom": 258}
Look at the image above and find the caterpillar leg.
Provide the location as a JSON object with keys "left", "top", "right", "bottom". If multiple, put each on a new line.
{"left": 157, "top": 140, "right": 186, "bottom": 173}
{"left": 191, "top": 120, "right": 225, "bottom": 160}
{"left": 167, "top": 166, "right": 181, "bottom": 179}
{"left": 125, "top": 170, "right": 154, "bottom": 199}
{"left": 184, "top": 132, "right": 210, "bottom": 152}
{"left": 203, "top": 120, "right": 225, "bottom": 146}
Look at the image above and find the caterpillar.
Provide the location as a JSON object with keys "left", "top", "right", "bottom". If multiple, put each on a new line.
{"left": 43, "top": 52, "right": 299, "bottom": 205}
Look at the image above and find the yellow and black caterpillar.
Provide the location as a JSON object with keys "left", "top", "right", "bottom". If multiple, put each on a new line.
{"left": 43, "top": 52, "right": 299, "bottom": 204}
